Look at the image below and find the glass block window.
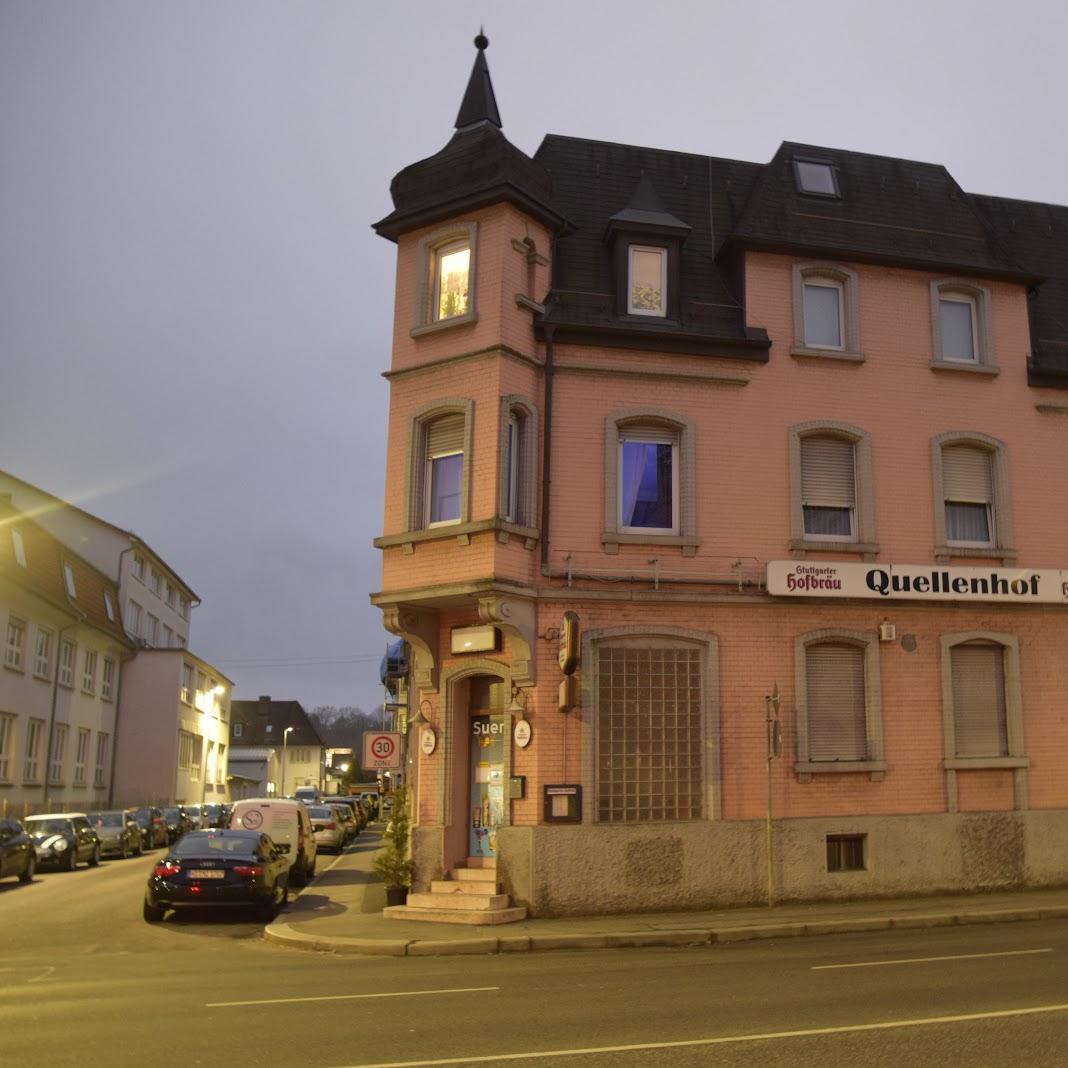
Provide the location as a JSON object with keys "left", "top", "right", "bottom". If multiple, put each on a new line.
{"left": 596, "top": 644, "right": 703, "bottom": 823}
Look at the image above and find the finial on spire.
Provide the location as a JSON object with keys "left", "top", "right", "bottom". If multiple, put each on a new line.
{"left": 455, "top": 29, "right": 501, "bottom": 130}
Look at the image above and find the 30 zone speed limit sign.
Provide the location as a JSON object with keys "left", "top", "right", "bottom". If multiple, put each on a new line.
{"left": 363, "top": 732, "right": 402, "bottom": 770}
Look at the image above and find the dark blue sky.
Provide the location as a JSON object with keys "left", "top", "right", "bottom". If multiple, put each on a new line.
{"left": 2, "top": 0, "right": 1064, "bottom": 712}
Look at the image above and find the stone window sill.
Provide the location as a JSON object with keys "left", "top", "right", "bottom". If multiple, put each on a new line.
{"left": 795, "top": 760, "right": 887, "bottom": 783}
{"left": 602, "top": 532, "right": 701, "bottom": 557}
{"left": 790, "top": 539, "right": 880, "bottom": 561}
{"left": 934, "top": 544, "right": 1017, "bottom": 564}
{"left": 410, "top": 311, "right": 479, "bottom": 339}
{"left": 375, "top": 518, "right": 538, "bottom": 555}
{"left": 929, "top": 359, "right": 999, "bottom": 376}
{"left": 944, "top": 756, "right": 1029, "bottom": 770}
{"left": 791, "top": 346, "right": 865, "bottom": 363}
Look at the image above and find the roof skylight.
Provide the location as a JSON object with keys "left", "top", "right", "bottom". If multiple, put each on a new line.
{"left": 795, "top": 160, "right": 839, "bottom": 197}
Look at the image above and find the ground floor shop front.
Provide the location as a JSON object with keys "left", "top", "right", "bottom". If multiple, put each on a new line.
{"left": 387, "top": 587, "right": 1068, "bottom": 917}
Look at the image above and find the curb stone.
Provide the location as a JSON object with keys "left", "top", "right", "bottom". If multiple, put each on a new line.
{"left": 264, "top": 904, "right": 1061, "bottom": 959}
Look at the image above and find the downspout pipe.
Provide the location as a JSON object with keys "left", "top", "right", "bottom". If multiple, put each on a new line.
{"left": 108, "top": 544, "right": 136, "bottom": 807}
{"left": 539, "top": 322, "right": 555, "bottom": 573}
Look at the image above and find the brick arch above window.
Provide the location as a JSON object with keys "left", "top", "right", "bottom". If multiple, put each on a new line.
{"left": 405, "top": 398, "right": 475, "bottom": 532}
{"left": 929, "top": 278, "right": 997, "bottom": 373}
{"left": 931, "top": 430, "right": 1015, "bottom": 563}
{"left": 794, "top": 628, "right": 886, "bottom": 781}
{"left": 791, "top": 262, "right": 862, "bottom": 361}
{"left": 788, "top": 420, "right": 878, "bottom": 558}
{"left": 603, "top": 408, "right": 698, "bottom": 555}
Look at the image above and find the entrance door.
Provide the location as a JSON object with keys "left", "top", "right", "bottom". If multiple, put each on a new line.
{"left": 469, "top": 714, "right": 507, "bottom": 858}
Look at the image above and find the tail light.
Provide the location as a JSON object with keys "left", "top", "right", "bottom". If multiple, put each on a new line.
{"left": 326, "top": 822, "right": 337, "bottom": 830}
{"left": 153, "top": 861, "right": 181, "bottom": 878}
{"left": 233, "top": 865, "right": 263, "bottom": 878}
{"left": 298, "top": 825, "right": 305, "bottom": 851}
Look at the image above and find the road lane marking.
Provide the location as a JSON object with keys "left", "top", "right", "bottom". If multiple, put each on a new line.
{"left": 207, "top": 985, "right": 498, "bottom": 1008}
{"left": 812, "top": 948, "right": 1053, "bottom": 970}
{"left": 333, "top": 1001, "right": 1068, "bottom": 1067}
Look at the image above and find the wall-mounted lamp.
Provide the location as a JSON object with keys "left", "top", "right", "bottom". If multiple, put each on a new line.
{"left": 507, "top": 685, "right": 527, "bottom": 720}
{"left": 411, "top": 699, "right": 433, "bottom": 725}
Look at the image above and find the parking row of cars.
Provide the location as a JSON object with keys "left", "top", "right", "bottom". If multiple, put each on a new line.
{"left": 0, "top": 801, "right": 244, "bottom": 884}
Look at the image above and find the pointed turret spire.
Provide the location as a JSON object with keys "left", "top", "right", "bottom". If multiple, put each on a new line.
{"left": 455, "top": 30, "right": 502, "bottom": 130}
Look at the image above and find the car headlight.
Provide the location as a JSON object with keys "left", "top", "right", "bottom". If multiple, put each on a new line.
{"left": 53, "top": 839, "right": 69, "bottom": 852}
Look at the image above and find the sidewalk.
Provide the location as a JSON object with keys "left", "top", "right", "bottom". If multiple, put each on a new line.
{"left": 264, "top": 827, "right": 1068, "bottom": 958}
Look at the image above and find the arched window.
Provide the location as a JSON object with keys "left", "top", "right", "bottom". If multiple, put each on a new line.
{"left": 792, "top": 263, "right": 862, "bottom": 360}
{"left": 406, "top": 399, "right": 474, "bottom": 531}
{"left": 498, "top": 397, "right": 538, "bottom": 529}
{"left": 930, "top": 279, "right": 997, "bottom": 372}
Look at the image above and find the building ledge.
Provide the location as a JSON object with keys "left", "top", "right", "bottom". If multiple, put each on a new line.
{"left": 944, "top": 757, "right": 1029, "bottom": 770}
{"left": 795, "top": 760, "right": 887, "bottom": 783}
{"left": 789, "top": 539, "right": 880, "bottom": 561}
{"left": 410, "top": 311, "right": 479, "bottom": 339}
{"left": 929, "top": 359, "right": 999, "bottom": 376}
{"left": 602, "top": 532, "right": 701, "bottom": 557}
{"left": 790, "top": 346, "right": 865, "bottom": 363}
{"left": 375, "top": 519, "right": 540, "bottom": 554}
{"left": 934, "top": 544, "right": 1017, "bottom": 564}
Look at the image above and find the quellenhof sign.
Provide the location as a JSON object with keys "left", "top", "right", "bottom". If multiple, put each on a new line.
{"left": 767, "top": 561, "right": 1068, "bottom": 604}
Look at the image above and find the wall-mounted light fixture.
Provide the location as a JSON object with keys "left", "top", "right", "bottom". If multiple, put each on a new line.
{"left": 507, "top": 685, "right": 527, "bottom": 720}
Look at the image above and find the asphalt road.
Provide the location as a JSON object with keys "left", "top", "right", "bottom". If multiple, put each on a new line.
{"left": 3, "top": 848, "right": 1068, "bottom": 1067}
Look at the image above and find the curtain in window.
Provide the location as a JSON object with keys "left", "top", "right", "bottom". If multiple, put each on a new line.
{"left": 806, "top": 643, "right": 867, "bottom": 761}
{"left": 801, "top": 436, "right": 855, "bottom": 537}
{"left": 951, "top": 644, "right": 1007, "bottom": 757}
{"left": 620, "top": 438, "right": 673, "bottom": 529}
{"left": 943, "top": 445, "right": 992, "bottom": 542}
{"left": 803, "top": 283, "right": 842, "bottom": 347}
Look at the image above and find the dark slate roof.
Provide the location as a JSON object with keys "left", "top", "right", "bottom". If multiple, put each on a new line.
{"left": 534, "top": 135, "right": 768, "bottom": 355}
{"left": 230, "top": 698, "right": 326, "bottom": 749}
{"left": 374, "top": 36, "right": 564, "bottom": 241}
{"left": 970, "top": 193, "right": 1068, "bottom": 386}
{"left": 728, "top": 142, "right": 1033, "bottom": 282}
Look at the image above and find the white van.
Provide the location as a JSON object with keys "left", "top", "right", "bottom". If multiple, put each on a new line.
{"left": 229, "top": 798, "right": 317, "bottom": 887}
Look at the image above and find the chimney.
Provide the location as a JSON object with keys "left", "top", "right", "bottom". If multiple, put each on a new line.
{"left": 258, "top": 695, "right": 271, "bottom": 716}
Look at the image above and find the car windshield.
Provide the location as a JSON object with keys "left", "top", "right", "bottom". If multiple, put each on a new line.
{"left": 309, "top": 807, "right": 334, "bottom": 819}
{"left": 26, "top": 818, "right": 72, "bottom": 835}
{"left": 95, "top": 813, "right": 124, "bottom": 827}
{"left": 163, "top": 809, "right": 181, "bottom": 820}
{"left": 172, "top": 834, "right": 258, "bottom": 858}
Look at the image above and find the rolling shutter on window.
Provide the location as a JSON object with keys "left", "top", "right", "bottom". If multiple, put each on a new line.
{"left": 806, "top": 643, "right": 867, "bottom": 761}
{"left": 943, "top": 446, "right": 991, "bottom": 503}
{"left": 425, "top": 415, "right": 464, "bottom": 457}
{"left": 801, "top": 437, "right": 855, "bottom": 506}
{"left": 951, "top": 644, "right": 1007, "bottom": 757}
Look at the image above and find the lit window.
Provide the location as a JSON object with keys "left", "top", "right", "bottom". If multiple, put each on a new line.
{"left": 801, "top": 435, "right": 856, "bottom": 540}
{"left": 795, "top": 159, "right": 839, "bottom": 196}
{"left": 627, "top": 246, "right": 666, "bottom": 317}
{"left": 619, "top": 431, "right": 678, "bottom": 533}
{"left": 803, "top": 281, "right": 843, "bottom": 349}
{"left": 434, "top": 241, "right": 470, "bottom": 321}
{"left": 938, "top": 296, "right": 977, "bottom": 362}
{"left": 63, "top": 563, "right": 77, "bottom": 599}
{"left": 11, "top": 529, "right": 26, "bottom": 568}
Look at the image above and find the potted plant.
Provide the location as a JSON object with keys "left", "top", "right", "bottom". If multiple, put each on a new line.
{"left": 373, "top": 787, "right": 414, "bottom": 906}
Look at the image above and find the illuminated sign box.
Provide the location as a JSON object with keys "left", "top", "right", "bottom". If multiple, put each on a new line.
{"left": 451, "top": 624, "right": 500, "bottom": 654}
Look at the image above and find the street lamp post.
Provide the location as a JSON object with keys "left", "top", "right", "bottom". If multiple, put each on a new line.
{"left": 281, "top": 726, "right": 294, "bottom": 798}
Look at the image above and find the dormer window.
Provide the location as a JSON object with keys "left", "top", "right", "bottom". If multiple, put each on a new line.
{"left": 795, "top": 159, "right": 839, "bottom": 197}
{"left": 63, "top": 563, "right": 77, "bottom": 599}
{"left": 11, "top": 529, "right": 26, "bottom": 568}
{"left": 628, "top": 246, "right": 666, "bottom": 317}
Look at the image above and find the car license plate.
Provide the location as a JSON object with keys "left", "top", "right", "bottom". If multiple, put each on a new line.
{"left": 189, "top": 869, "right": 225, "bottom": 879}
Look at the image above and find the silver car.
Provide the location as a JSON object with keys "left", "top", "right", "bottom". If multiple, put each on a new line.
{"left": 308, "top": 806, "right": 345, "bottom": 853}
{"left": 92, "top": 811, "right": 143, "bottom": 858}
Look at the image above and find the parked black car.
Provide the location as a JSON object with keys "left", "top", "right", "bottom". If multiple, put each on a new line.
{"left": 23, "top": 813, "right": 101, "bottom": 870}
{"left": 161, "top": 807, "right": 194, "bottom": 843}
{"left": 143, "top": 830, "right": 290, "bottom": 923}
{"left": 92, "top": 811, "right": 143, "bottom": 858}
{"left": 130, "top": 807, "right": 168, "bottom": 850}
{"left": 0, "top": 818, "right": 35, "bottom": 883}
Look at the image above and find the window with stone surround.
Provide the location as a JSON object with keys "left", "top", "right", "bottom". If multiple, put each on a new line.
{"left": 406, "top": 399, "right": 474, "bottom": 532}
{"left": 931, "top": 432, "right": 1014, "bottom": 562}
{"left": 498, "top": 397, "right": 538, "bottom": 529}
{"left": 794, "top": 629, "right": 886, "bottom": 780}
{"left": 602, "top": 409, "right": 697, "bottom": 554}
{"left": 792, "top": 263, "right": 862, "bottom": 361}
{"left": 930, "top": 279, "right": 996, "bottom": 372}
{"left": 411, "top": 222, "right": 478, "bottom": 336}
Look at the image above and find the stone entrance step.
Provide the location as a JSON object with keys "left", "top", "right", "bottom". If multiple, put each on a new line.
{"left": 383, "top": 856, "right": 526, "bottom": 925}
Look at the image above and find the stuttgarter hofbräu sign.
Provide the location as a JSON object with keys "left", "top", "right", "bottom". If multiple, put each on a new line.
{"left": 766, "top": 561, "right": 1068, "bottom": 604}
